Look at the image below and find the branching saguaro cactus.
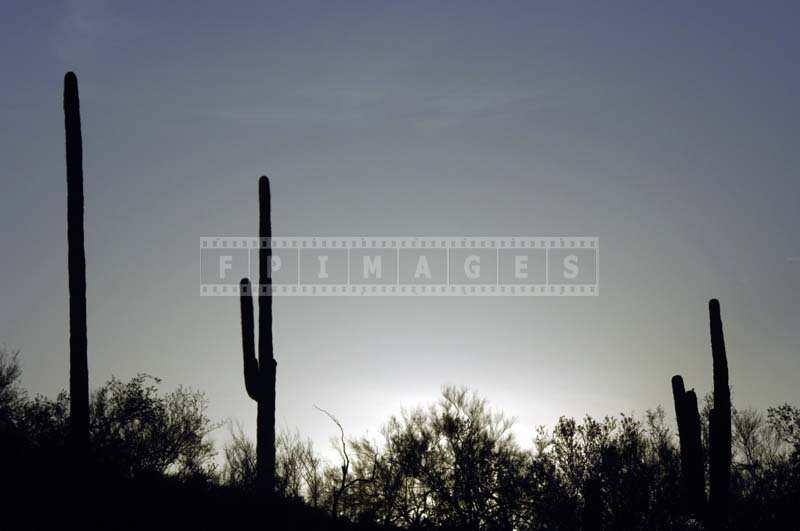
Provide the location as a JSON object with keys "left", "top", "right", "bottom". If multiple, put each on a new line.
{"left": 239, "top": 175, "right": 276, "bottom": 496}
{"left": 64, "top": 71, "right": 89, "bottom": 455}
{"left": 671, "top": 298, "right": 732, "bottom": 530}
{"left": 671, "top": 375, "right": 705, "bottom": 519}
{"left": 708, "top": 298, "right": 731, "bottom": 530}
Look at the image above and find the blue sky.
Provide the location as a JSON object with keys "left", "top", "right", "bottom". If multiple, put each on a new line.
{"left": 1, "top": 1, "right": 798, "bottom": 455}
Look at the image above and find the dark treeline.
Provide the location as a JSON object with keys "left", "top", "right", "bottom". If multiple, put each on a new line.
{"left": 0, "top": 349, "right": 380, "bottom": 530}
{"left": 1, "top": 349, "right": 799, "bottom": 530}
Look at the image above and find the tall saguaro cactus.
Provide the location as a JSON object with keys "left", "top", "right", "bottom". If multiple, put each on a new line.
{"left": 708, "top": 298, "right": 731, "bottom": 530}
{"left": 671, "top": 375, "right": 705, "bottom": 519}
{"left": 64, "top": 71, "right": 89, "bottom": 455}
{"left": 239, "top": 176, "right": 276, "bottom": 496}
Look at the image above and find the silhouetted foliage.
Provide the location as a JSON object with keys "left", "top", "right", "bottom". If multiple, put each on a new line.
{"left": 276, "top": 429, "right": 322, "bottom": 501}
{"left": 249, "top": 386, "right": 797, "bottom": 530}
{"left": 7, "top": 371, "right": 217, "bottom": 479}
{"left": 223, "top": 422, "right": 326, "bottom": 505}
{"left": 292, "top": 389, "right": 681, "bottom": 529}
{"left": 3, "top": 349, "right": 800, "bottom": 529}
{"left": 767, "top": 404, "right": 800, "bottom": 454}
{"left": 223, "top": 420, "right": 258, "bottom": 491}
{"left": 0, "top": 347, "right": 23, "bottom": 430}
{"left": 89, "top": 374, "right": 218, "bottom": 479}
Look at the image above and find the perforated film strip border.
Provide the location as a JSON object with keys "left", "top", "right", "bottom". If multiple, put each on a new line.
{"left": 200, "top": 237, "right": 599, "bottom": 296}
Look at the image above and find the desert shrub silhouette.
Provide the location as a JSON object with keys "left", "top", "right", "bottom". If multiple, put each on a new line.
{"left": 3, "top": 346, "right": 800, "bottom": 529}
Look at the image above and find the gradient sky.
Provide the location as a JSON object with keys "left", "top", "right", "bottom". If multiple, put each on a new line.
{"left": 1, "top": 1, "right": 798, "bottom": 458}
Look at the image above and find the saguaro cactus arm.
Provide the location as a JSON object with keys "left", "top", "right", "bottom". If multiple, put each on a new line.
{"left": 240, "top": 278, "right": 260, "bottom": 401}
{"left": 672, "top": 374, "right": 706, "bottom": 519}
{"left": 671, "top": 375, "right": 688, "bottom": 432}
{"left": 671, "top": 374, "right": 690, "bottom": 476}
{"left": 64, "top": 71, "right": 89, "bottom": 452}
{"left": 684, "top": 388, "right": 706, "bottom": 512}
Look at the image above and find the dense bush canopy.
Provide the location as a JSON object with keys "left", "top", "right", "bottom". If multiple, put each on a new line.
{"left": 2, "top": 349, "right": 799, "bottom": 530}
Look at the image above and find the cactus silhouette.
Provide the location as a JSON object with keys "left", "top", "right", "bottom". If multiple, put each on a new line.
{"left": 671, "top": 299, "right": 732, "bottom": 529}
{"left": 671, "top": 375, "right": 705, "bottom": 519}
{"left": 64, "top": 71, "right": 89, "bottom": 455}
{"left": 239, "top": 176, "right": 276, "bottom": 496}
{"left": 708, "top": 298, "right": 731, "bottom": 530}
